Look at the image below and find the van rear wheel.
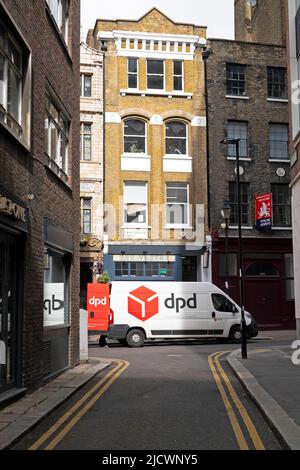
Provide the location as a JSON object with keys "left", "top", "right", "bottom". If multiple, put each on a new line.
{"left": 126, "top": 329, "right": 145, "bottom": 348}
{"left": 230, "top": 326, "right": 242, "bottom": 344}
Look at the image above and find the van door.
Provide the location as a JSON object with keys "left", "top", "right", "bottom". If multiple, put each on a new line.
{"left": 210, "top": 293, "right": 237, "bottom": 336}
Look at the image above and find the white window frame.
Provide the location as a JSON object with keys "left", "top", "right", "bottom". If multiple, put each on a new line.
{"left": 123, "top": 182, "right": 148, "bottom": 228}
{"left": 146, "top": 59, "right": 165, "bottom": 91}
{"left": 0, "top": 26, "right": 23, "bottom": 133}
{"left": 80, "top": 74, "right": 92, "bottom": 97}
{"left": 46, "top": 0, "right": 69, "bottom": 43}
{"left": 123, "top": 118, "right": 147, "bottom": 155}
{"left": 45, "top": 94, "right": 69, "bottom": 174}
{"left": 128, "top": 57, "right": 138, "bottom": 90}
{"left": 165, "top": 120, "right": 188, "bottom": 156}
{"left": 165, "top": 182, "right": 190, "bottom": 228}
{"left": 173, "top": 60, "right": 184, "bottom": 92}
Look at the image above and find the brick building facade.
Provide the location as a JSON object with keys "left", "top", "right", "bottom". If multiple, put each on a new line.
{"left": 0, "top": 0, "right": 80, "bottom": 404}
{"left": 79, "top": 43, "right": 104, "bottom": 307}
{"left": 206, "top": 0, "right": 295, "bottom": 329}
{"left": 88, "top": 8, "right": 210, "bottom": 283}
{"left": 287, "top": 0, "right": 300, "bottom": 338}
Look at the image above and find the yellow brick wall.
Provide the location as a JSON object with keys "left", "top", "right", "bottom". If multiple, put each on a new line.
{"left": 98, "top": 9, "right": 208, "bottom": 242}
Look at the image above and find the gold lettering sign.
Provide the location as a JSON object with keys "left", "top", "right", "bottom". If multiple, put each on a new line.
{"left": 0, "top": 196, "right": 26, "bottom": 223}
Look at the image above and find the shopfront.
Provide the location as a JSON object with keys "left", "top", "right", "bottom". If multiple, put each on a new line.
{"left": 43, "top": 219, "right": 74, "bottom": 378}
{"left": 0, "top": 187, "right": 27, "bottom": 398}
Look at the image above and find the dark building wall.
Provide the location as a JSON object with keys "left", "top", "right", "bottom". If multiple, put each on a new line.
{"left": 206, "top": 39, "right": 290, "bottom": 236}
{"left": 235, "top": 0, "right": 287, "bottom": 46}
{"left": 0, "top": 0, "right": 80, "bottom": 390}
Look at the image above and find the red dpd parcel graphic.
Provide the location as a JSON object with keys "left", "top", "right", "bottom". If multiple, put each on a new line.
{"left": 128, "top": 286, "right": 159, "bottom": 322}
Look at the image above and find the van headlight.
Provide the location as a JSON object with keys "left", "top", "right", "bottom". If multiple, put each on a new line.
{"left": 245, "top": 312, "right": 252, "bottom": 320}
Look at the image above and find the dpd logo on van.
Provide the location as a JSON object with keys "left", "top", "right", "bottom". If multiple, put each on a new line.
{"left": 128, "top": 286, "right": 159, "bottom": 322}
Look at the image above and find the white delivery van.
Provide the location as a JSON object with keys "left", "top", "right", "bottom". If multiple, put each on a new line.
{"left": 108, "top": 282, "right": 258, "bottom": 347}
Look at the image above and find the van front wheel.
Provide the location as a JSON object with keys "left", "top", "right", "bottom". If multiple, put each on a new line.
{"left": 126, "top": 329, "right": 145, "bottom": 348}
{"left": 229, "top": 326, "right": 242, "bottom": 344}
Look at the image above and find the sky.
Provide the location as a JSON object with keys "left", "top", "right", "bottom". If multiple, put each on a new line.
{"left": 80, "top": 0, "right": 235, "bottom": 41}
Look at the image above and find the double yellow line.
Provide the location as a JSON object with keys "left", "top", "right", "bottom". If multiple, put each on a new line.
{"left": 208, "top": 352, "right": 265, "bottom": 451}
{"left": 29, "top": 360, "right": 129, "bottom": 451}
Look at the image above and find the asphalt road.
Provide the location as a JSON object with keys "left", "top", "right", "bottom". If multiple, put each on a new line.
{"left": 14, "top": 338, "right": 286, "bottom": 451}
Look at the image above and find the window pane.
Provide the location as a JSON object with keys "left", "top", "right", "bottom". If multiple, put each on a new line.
{"left": 125, "top": 204, "right": 147, "bottom": 224}
{"left": 128, "top": 74, "right": 137, "bottom": 88}
{"left": 124, "top": 136, "right": 145, "bottom": 153}
{"left": 227, "top": 121, "right": 248, "bottom": 157}
{"left": 269, "top": 124, "right": 288, "bottom": 159}
{"left": 147, "top": 60, "right": 164, "bottom": 74}
{"left": 83, "top": 134, "right": 91, "bottom": 160}
{"left": 166, "top": 204, "right": 188, "bottom": 224}
{"left": 0, "top": 54, "right": 4, "bottom": 107}
{"left": 166, "top": 138, "right": 186, "bottom": 155}
{"left": 50, "top": 122, "right": 58, "bottom": 161}
{"left": 83, "top": 209, "right": 91, "bottom": 234}
{"left": 268, "top": 67, "right": 287, "bottom": 99}
{"left": 124, "top": 119, "right": 145, "bottom": 136}
{"left": 174, "top": 76, "right": 183, "bottom": 91}
{"left": 272, "top": 184, "right": 291, "bottom": 227}
{"left": 128, "top": 58, "right": 137, "bottom": 73}
{"left": 131, "top": 262, "right": 144, "bottom": 276}
{"left": 83, "top": 75, "right": 91, "bottom": 96}
{"left": 7, "top": 67, "right": 20, "bottom": 120}
{"left": 226, "top": 64, "right": 246, "bottom": 96}
{"left": 166, "top": 121, "right": 186, "bottom": 137}
{"left": 174, "top": 60, "right": 182, "bottom": 75}
{"left": 8, "top": 38, "right": 21, "bottom": 71}
{"left": 147, "top": 75, "right": 164, "bottom": 89}
{"left": 166, "top": 184, "right": 188, "bottom": 203}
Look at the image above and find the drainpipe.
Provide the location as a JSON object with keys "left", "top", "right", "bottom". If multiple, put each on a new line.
{"left": 202, "top": 47, "right": 211, "bottom": 233}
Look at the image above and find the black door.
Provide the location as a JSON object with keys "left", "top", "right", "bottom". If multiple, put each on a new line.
{"left": 182, "top": 256, "right": 198, "bottom": 282}
{"left": 0, "top": 231, "right": 20, "bottom": 393}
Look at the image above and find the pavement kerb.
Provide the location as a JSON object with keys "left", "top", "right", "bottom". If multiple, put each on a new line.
{"left": 227, "top": 349, "right": 300, "bottom": 450}
{"left": 0, "top": 359, "right": 112, "bottom": 450}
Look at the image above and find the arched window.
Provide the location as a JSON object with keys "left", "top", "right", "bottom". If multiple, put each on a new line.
{"left": 124, "top": 119, "right": 146, "bottom": 154}
{"left": 245, "top": 262, "right": 279, "bottom": 278}
{"left": 165, "top": 121, "right": 187, "bottom": 155}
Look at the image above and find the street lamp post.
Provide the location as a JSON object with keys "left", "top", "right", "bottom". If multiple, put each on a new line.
{"left": 221, "top": 201, "right": 231, "bottom": 292}
{"left": 220, "top": 138, "right": 247, "bottom": 359}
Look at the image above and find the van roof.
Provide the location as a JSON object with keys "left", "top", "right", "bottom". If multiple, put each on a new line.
{"left": 111, "top": 281, "right": 225, "bottom": 293}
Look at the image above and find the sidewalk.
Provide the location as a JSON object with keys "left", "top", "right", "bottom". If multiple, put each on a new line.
{"left": 227, "top": 344, "right": 300, "bottom": 450}
{"left": 0, "top": 358, "right": 111, "bottom": 450}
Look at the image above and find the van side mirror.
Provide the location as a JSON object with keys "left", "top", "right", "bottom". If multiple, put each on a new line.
{"left": 232, "top": 305, "right": 238, "bottom": 314}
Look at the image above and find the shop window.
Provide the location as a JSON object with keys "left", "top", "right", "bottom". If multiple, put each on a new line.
{"left": 0, "top": 13, "right": 31, "bottom": 146}
{"left": 115, "top": 261, "right": 175, "bottom": 278}
{"left": 43, "top": 250, "right": 69, "bottom": 327}
{"left": 285, "top": 254, "right": 295, "bottom": 301}
{"left": 218, "top": 253, "right": 238, "bottom": 277}
{"left": 245, "top": 262, "right": 279, "bottom": 277}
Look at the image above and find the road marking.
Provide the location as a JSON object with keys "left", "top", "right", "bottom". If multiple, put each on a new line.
{"left": 214, "top": 352, "right": 265, "bottom": 450}
{"left": 208, "top": 352, "right": 249, "bottom": 450}
{"left": 29, "top": 360, "right": 129, "bottom": 450}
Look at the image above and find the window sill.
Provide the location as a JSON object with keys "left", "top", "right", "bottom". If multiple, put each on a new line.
{"left": 226, "top": 95, "right": 250, "bottom": 100}
{"left": 0, "top": 119, "right": 30, "bottom": 153}
{"left": 122, "top": 153, "right": 151, "bottom": 158}
{"left": 164, "top": 225, "right": 193, "bottom": 230}
{"left": 46, "top": 156, "right": 71, "bottom": 189}
{"left": 269, "top": 159, "right": 290, "bottom": 163}
{"left": 227, "top": 156, "right": 251, "bottom": 161}
{"left": 267, "top": 98, "right": 288, "bottom": 103}
{"left": 163, "top": 155, "right": 192, "bottom": 160}
{"left": 120, "top": 88, "right": 193, "bottom": 99}
{"left": 271, "top": 227, "right": 292, "bottom": 231}
{"left": 122, "top": 225, "right": 151, "bottom": 229}
{"left": 229, "top": 226, "right": 254, "bottom": 230}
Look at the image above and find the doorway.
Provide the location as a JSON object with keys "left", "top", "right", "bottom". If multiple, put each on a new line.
{"left": 182, "top": 256, "right": 198, "bottom": 282}
{"left": 0, "top": 231, "right": 21, "bottom": 393}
